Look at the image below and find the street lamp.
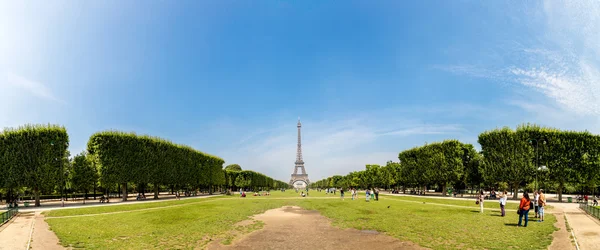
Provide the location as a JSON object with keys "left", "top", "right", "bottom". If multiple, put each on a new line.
{"left": 528, "top": 137, "right": 547, "bottom": 191}
{"left": 537, "top": 165, "right": 548, "bottom": 191}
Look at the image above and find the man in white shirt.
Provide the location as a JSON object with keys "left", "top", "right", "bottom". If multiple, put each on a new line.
{"left": 534, "top": 191, "right": 540, "bottom": 218}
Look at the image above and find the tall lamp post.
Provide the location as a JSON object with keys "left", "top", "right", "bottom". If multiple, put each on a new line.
{"left": 537, "top": 165, "right": 548, "bottom": 191}
{"left": 528, "top": 137, "right": 547, "bottom": 191}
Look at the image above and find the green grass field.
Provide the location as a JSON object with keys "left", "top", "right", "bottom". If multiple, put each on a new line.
{"left": 45, "top": 190, "right": 557, "bottom": 250}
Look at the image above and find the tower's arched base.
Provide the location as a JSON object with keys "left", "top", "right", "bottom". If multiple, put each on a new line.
{"left": 290, "top": 174, "right": 310, "bottom": 188}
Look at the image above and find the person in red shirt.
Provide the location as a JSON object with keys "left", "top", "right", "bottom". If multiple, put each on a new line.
{"left": 517, "top": 192, "right": 531, "bottom": 227}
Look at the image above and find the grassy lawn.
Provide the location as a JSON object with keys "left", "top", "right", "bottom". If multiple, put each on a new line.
{"left": 383, "top": 194, "right": 513, "bottom": 209}
{"left": 46, "top": 190, "right": 557, "bottom": 250}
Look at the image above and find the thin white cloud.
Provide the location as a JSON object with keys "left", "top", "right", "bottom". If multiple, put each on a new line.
{"left": 433, "top": 64, "right": 505, "bottom": 80}
{"left": 378, "top": 124, "right": 465, "bottom": 136}
{"left": 437, "top": 2, "right": 600, "bottom": 120}
{"left": 509, "top": 63, "right": 600, "bottom": 116}
{"left": 506, "top": 1, "right": 600, "bottom": 116}
{"left": 2, "top": 71, "right": 63, "bottom": 103}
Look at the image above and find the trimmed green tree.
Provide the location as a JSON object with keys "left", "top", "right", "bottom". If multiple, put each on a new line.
{"left": 71, "top": 152, "right": 99, "bottom": 204}
{"left": 0, "top": 124, "right": 69, "bottom": 206}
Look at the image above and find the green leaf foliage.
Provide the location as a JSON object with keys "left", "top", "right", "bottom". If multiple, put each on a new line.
{"left": 70, "top": 152, "right": 98, "bottom": 194}
{"left": 87, "top": 131, "right": 224, "bottom": 189}
{"left": 224, "top": 164, "right": 242, "bottom": 171}
{"left": 0, "top": 124, "right": 69, "bottom": 206}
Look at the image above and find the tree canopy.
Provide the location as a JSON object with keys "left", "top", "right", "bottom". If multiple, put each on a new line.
{"left": 224, "top": 164, "right": 242, "bottom": 172}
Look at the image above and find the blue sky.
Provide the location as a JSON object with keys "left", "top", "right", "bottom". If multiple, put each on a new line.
{"left": 2, "top": 1, "right": 599, "bottom": 182}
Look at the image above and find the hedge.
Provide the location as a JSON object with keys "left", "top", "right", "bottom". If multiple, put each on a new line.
{"left": 0, "top": 124, "right": 69, "bottom": 206}
{"left": 87, "top": 131, "right": 225, "bottom": 201}
{"left": 226, "top": 170, "right": 289, "bottom": 191}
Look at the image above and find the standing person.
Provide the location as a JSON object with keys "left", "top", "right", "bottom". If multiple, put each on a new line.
{"left": 340, "top": 188, "right": 345, "bottom": 200}
{"left": 370, "top": 189, "right": 375, "bottom": 201}
{"left": 351, "top": 188, "right": 355, "bottom": 200}
{"left": 499, "top": 191, "right": 507, "bottom": 216}
{"left": 375, "top": 189, "right": 379, "bottom": 201}
{"left": 538, "top": 189, "right": 546, "bottom": 222}
{"left": 366, "top": 189, "right": 370, "bottom": 202}
{"left": 478, "top": 190, "right": 485, "bottom": 213}
{"left": 518, "top": 191, "right": 531, "bottom": 227}
{"left": 533, "top": 191, "right": 540, "bottom": 218}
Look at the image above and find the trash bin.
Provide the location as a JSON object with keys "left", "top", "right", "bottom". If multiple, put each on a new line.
{"left": 568, "top": 197, "right": 572, "bottom": 203}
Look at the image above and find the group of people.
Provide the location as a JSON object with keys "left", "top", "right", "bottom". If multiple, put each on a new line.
{"left": 136, "top": 193, "right": 147, "bottom": 201}
{"left": 476, "top": 189, "right": 547, "bottom": 228}
{"left": 516, "top": 189, "right": 547, "bottom": 227}
{"left": 334, "top": 188, "right": 379, "bottom": 202}
{"left": 575, "top": 194, "right": 599, "bottom": 206}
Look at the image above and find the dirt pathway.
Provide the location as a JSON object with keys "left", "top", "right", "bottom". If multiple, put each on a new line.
{"left": 30, "top": 213, "right": 66, "bottom": 250}
{"left": 548, "top": 206, "right": 574, "bottom": 250}
{"left": 208, "top": 206, "right": 427, "bottom": 250}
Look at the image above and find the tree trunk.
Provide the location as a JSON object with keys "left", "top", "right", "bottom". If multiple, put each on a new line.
{"left": 558, "top": 182, "right": 564, "bottom": 202}
{"left": 441, "top": 184, "right": 447, "bottom": 196}
{"left": 83, "top": 191, "right": 87, "bottom": 204}
{"left": 122, "top": 183, "right": 128, "bottom": 201}
{"left": 154, "top": 184, "right": 159, "bottom": 199}
{"left": 93, "top": 185, "right": 96, "bottom": 200}
{"left": 512, "top": 182, "right": 519, "bottom": 199}
{"left": 34, "top": 187, "right": 41, "bottom": 207}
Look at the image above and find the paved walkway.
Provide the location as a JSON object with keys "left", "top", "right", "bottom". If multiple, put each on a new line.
{"left": 551, "top": 202, "right": 600, "bottom": 250}
{"left": 0, "top": 212, "right": 35, "bottom": 250}
{"left": 0, "top": 194, "right": 219, "bottom": 250}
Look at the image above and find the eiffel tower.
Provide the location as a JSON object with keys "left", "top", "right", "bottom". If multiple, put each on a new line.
{"left": 290, "top": 118, "right": 309, "bottom": 187}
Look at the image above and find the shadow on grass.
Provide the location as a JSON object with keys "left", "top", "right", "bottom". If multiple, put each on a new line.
{"left": 504, "top": 223, "right": 519, "bottom": 226}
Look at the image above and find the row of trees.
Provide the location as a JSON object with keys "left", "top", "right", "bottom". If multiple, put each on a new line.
{"left": 0, "top": 125, "right": 288, "bottom": 206}
{"left": 479, "top": 124, "right": 600, "bottom": 200}
{"left": 310, "top": 140, "right": 479, "bottom": 196}
{"left": 225, "top": 170, "right": 288, "bottom": 191}
{"left": 311, "top": 124, "right": 600, "bottom": 202}
{"left": 88, "top": 131, "right": 228, "bottom": 201}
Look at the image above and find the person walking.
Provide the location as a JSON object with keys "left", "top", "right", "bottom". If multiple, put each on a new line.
{"left": 499, "top": 191, "right": 507, "bottom": 217}
{"left": 478, "top": 190, "right": 485, "bottom": 213}
{"left": 538, "top": 189, "right": 546, "bottom": 222}
{"left": 518, "top": 192, "right": 532, "bottom": 227}
{"left": 340, "top": 188, "right": 345, "bottom": 200}
{"left": 374, "top": 189, "right": 379, "bottom": 201}
{"left": 366, "top": 189, "right": 370, "bottom": 202}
